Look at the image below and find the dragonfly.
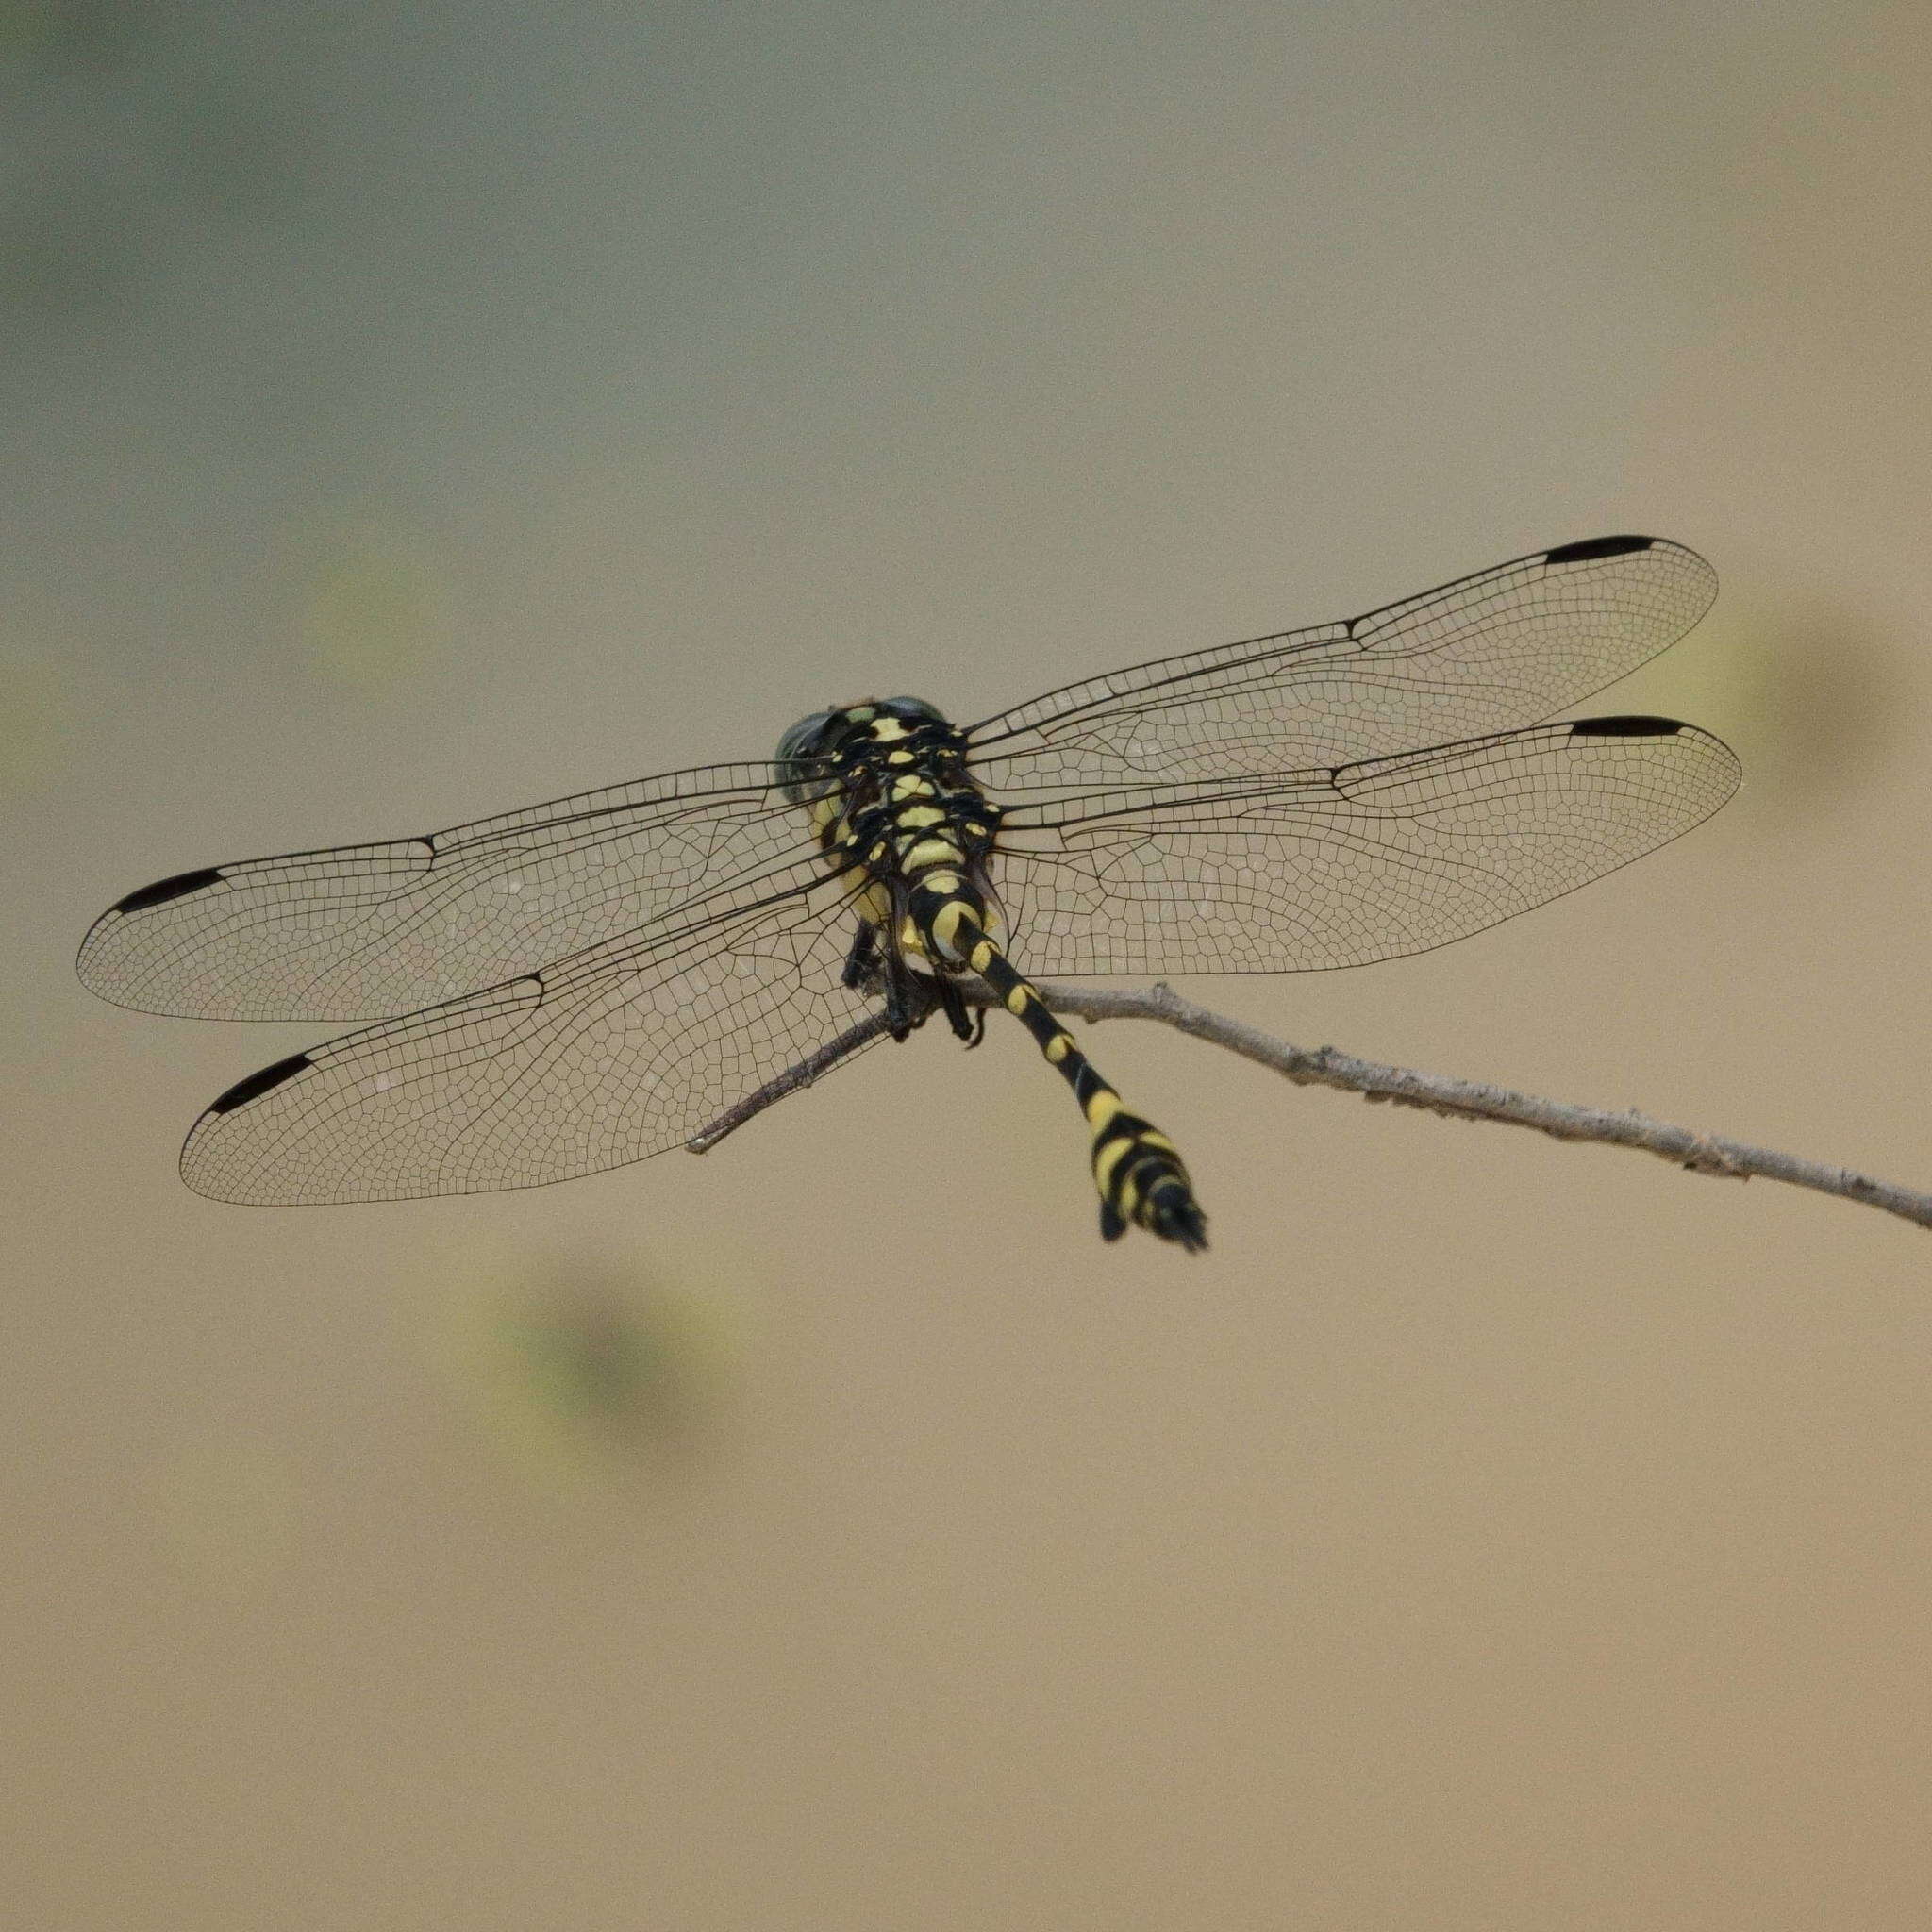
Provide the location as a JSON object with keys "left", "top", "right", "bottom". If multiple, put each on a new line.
{"left": 77, "top": 534, "right": 1740, "bottom": 1250}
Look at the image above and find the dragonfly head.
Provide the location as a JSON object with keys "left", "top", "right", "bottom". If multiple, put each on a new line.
{"left": 775, "top": 696, "right": 948, "bottom": 803}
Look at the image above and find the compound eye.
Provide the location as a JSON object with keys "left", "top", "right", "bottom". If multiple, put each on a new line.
{"left": 878, "top": 695, "right": 945, "bottom": 725}
{"left": 775, "top": 709, "right": 839, "bottom": 802}
{"left": 774, "top": 708, "right": 835, "bottom": 764}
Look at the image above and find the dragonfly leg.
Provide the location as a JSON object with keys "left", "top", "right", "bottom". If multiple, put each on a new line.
{"left": 841, "top": 920, "right": 879, "bottom": 991}
{"left": 844, "top": 919, "right": 920, "bottom": 1041}
{"left": 931, "top": 972, "right": 979, "bottom": 1043}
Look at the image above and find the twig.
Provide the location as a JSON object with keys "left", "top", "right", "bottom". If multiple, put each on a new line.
{"left": 688, "top": 976, "right": 1932, "bottom": 1235}
{"left": 685, "top": 1011, "right": 896, "bottom": 1152}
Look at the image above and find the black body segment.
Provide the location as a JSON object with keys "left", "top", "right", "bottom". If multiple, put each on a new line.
{"left": 78, "top": 536, "right": 1740, "bottom": 1245}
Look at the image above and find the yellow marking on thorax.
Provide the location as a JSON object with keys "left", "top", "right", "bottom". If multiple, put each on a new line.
{"left": 903, "top": 836, "right": 964, "bottom": 871}
{"left": 892, "top": 774, "right": 936, "bottom": 800}
{"left": 868, "top": 716, "right": 908, "bottom": 741}
{"left": 893, "top": 803, "right": 945, "bottom": 829}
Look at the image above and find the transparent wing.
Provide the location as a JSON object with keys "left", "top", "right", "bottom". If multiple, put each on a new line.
{"left": 991, "top": 716, "right": 1740, "bottom": 977}
{"left": 76, "top": 760, "right": 816, "bottom": 1022}
{"left": 178, "top": 876, "right": 884, "bottom": 1205}
{"left": 966, "top": 537, "right": 1718, "bottom": 792}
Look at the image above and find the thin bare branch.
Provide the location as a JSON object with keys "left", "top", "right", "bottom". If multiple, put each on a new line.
{"left": 1020, "top": 979, "right": 1932, "bottom": 1235}
{"left": 684, "top": 1011, "right": 895, "bottom": 1153}
{"left": 690, "top": 975, "right": 1932, "bottom": 1236}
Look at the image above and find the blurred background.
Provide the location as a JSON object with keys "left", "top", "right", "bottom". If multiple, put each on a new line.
{"left": 9, "top": 2, "right": 1932, "bottom": 1924}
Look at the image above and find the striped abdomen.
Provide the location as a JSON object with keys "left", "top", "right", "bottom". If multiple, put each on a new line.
{"left": 970, "top": 930, "right": 1207, "bottom": 1250}
{"left": 900, "top": 874, "right": 1207, "bottom": 1251}
{"left": 787, "top": 696, "right": 1208, "bottom": 1251}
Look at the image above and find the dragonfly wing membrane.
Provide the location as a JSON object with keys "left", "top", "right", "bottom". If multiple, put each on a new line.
{"left": 992, "top": 717, "right": 1740, "bottom": 977}
{"left": 77, "top": 761, "right": 808, "bottom": 1022}
{"left": 78, "top": 533, "right": 1740, "bottom": 1245}
{"left": 179, "top": 878, "right": 877, "bottom": 1204}
{"left": 967, "top": 537, "right": 1717, "bottom": 791}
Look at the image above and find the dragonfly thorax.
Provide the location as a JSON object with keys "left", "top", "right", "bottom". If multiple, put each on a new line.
{"left": 777, "top": 697, "right": 1004, "bottom": 971}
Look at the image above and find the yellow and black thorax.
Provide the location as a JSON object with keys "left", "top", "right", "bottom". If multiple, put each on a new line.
{"left": 776, "top": 696, "right": 1005, "bottom": 1036}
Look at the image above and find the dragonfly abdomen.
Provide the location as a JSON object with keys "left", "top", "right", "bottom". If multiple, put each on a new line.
{"left": 959, "top": 924, "right": 1208, "bottom": 1252}
{"left": 797, "top": 699, "right": 1208, "bottom": 1249}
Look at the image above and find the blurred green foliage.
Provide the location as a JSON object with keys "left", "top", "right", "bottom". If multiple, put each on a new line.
{"left": 424, "top": 1246, "right": 741, "bottom": 1491}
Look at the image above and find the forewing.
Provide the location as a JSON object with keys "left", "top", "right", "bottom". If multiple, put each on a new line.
{"left": 967, "top": 537, "right": 1718, "bottom": 791}
{"left": 179, "top": 876, "right": 881, "bottom": 1204}
{"left": 991, "top": 717, "right": 1740, "bottom": 977}
{"left": 77, "top": 760, "right": 814, "bottom": 1021}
